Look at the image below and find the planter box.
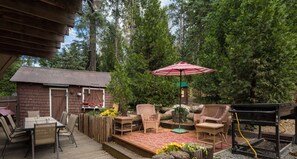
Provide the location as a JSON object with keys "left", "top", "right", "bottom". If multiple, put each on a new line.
{"left": 78, "top": 113, "right": 113, "bottom": 143}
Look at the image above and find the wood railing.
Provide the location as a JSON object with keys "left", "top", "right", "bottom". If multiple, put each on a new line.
{"left": 0, "top": 96, "right": 17, "bottom": 113}
{"left": 78, "top": 113, "right": 113, "bottom": 143}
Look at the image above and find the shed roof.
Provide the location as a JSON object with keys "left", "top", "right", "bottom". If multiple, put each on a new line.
{"left": 11, "top": 67, "right": 110, "bottom": 88}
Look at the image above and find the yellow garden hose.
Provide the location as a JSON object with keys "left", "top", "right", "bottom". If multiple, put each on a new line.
{"left": 235, "top": 112, "right": 258, "bottom": 158}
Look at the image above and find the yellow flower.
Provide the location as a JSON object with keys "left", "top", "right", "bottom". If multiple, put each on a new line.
{"left": 100, "top": 108, "right": 118, "bottom": 117}
{"left": 156, "top": 142, "right": 182, "bottom": 154}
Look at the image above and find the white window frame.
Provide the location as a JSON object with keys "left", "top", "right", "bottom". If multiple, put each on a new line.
{"left": 49, "top": 88, "right": 68, "bottom": 117}
{"left": 82, "top": 87, "right": 105, "bottom": 108}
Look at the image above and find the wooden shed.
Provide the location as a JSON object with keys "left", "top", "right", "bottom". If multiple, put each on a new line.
{"left": 10, "top": 67, "right": 113, "bottom": 124}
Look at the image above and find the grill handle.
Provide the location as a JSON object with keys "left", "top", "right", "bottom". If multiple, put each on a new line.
{"left": 229, "top": 110, "right": 276, "bottom": 114}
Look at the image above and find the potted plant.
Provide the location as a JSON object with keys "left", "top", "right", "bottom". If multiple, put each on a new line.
{"left": 172, "top": 104, "right": 189, "bottom": 123}
{"left": 182, "top": 143, "right": 208, "bottom": 159}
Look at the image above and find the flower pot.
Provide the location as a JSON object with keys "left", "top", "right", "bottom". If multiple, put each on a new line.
{"left": 190, "top": 149, "right": 203, "bottom": 159}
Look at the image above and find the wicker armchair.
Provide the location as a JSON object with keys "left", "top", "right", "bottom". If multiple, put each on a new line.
{"left": 136, "top": 104, "right": 160, "bottom": 133}
{"left": 193, "top": 104, "right": 230, "bottom": 124}
{"left": 193, "top": 104, "right": 231, "bottom": 144}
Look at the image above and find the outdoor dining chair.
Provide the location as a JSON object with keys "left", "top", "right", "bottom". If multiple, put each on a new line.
{"left": 0, "top": 116, "right": 29, "bottom": 158}
{"left": 32, "top": 123, "right": 58, "bottom": 159}
{"left": 59, "top": 111, "right": 68, "bottom": 126}
{"left": 59, "top": 114, "right": 78, "bottom": 148}
{"left": 6, "top": 114, "right": 27, "bottom": 137}
{"left": 27, "top": 111, "right": 40, "bottom": 117}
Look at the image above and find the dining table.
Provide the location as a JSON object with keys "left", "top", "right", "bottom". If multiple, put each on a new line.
{"left": 23, "top": 116, "right": 65, "bottom": 159}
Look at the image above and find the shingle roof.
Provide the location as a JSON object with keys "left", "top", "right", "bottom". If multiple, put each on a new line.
{"left": 10, "top": 67, "right": 110, "bottom": 87}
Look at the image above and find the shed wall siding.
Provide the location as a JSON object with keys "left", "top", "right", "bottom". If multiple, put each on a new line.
{"left": 68, "top": 86, "right": 84, "bottom": 114}
{"left": 17, "top": 83, "right": 49, "bottom": 124}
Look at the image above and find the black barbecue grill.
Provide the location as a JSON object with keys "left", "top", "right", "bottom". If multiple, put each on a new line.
{"left": 230, "top": 103, "right": 297, "bottom": 159}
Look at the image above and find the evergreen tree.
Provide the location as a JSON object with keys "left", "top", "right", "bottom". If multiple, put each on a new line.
{"left": 132, "top": 0, "right": 177, "bottom": 71}
{"left": 183, "top": 0, "right": 212, "bottom": 63}
{"left": 116, "top": 0, "right": 179, "bottom": 106}
{"left": 195, "top": 0, "right": 297, "bottom": 103}
{"left": 39, "top": 42, "right": 88, "bottom": 70}
{"left": 125, "top": 53, "right": 178, "bottom": 106}
{"left": 98, "top": 24, "right": 117, "bottom": 71}
{"left": 0, "top": 61, "right": 21, "bottom": 96}
{"left": 75, "top": 0, "right": 107, "bottom": 71}
{"left": 106, "top": 63, "right": 133, "bottom": 113}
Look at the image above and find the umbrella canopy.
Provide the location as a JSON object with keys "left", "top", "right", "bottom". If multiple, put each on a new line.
{"left": 152, "top": 61, "right": 216, "bottom": 133}
{"left": 152, "top": 61, "right": 216, "bottom": 76}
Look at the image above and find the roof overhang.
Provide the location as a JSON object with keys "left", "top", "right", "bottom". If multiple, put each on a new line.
{"left": 0, "top": 0, "right": 82, "bottom": 78}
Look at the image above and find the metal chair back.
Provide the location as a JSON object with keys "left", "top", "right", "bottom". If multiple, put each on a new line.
{"left": 27, "top": 111, "right": 40, "bottom": 117}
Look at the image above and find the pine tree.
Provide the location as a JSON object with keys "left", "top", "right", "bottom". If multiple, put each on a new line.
{"left": 132, "top": 0, "right": 177, "bottom": 71}
{"left": 195, "top": 0, "right": 297, "bottom": 103}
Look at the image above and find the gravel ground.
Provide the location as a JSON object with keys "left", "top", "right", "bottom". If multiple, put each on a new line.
{"left": 214, "top": 144, "right": 297, "bottom": 159}
{"left": 214, "top": 119, "right": 297, "bottom": 159}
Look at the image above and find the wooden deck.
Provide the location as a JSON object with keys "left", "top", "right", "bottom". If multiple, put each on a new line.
{"left": 112, "top": 127, "right": 233, "bottom": 155}
{"left": 0, "top": 128, "right": 115, "bottom": 159}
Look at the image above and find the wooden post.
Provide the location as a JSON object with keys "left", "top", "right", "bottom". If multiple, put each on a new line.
{"left": 89, "top": 115, "right": 94, "bottom": 138}
{"left": 84, "top": 114, "right": 89, "bottom": 136}
{"left": 94, "top": 116, "right": 99, "bottom": 142}
{"left": 78, "top": 113, "right": 84, "bottom": 133}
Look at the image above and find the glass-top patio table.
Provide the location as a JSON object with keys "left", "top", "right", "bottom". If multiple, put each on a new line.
{"left": 23, "top": 117, "right": 64, "bottom": 131}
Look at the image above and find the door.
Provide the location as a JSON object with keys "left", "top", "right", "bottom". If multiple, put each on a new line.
{"left": 50, "top": 88, "right": 68, "bottom": 120}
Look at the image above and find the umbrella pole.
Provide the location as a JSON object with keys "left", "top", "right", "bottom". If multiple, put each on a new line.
{"left": 171, "top": 70, "right": 188, "bottom": 134}
{"left": 179, "top": 70, "right": 182, "bottom": 129}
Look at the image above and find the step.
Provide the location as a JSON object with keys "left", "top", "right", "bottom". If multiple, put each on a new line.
{"left": 103, "top": 142, "right": 149, "bottom": 159}
{"left": 112, "top": 135, "right": 155, "bottom": 158}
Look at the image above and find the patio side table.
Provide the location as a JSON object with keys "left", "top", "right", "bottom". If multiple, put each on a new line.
{"left": 113, "top": 116, "right": 133, "bottom": 136}
{"left": 195, "top": 122, "right": 224, "bottom": 152}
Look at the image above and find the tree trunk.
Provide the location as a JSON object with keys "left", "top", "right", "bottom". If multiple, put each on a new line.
{"left": 114, "top": 0, "right": 119, "bottom": 62}
{"left": 250, "top": 71, "right": 257, "bottom": 103}
{"left": 129, "top": 0, "right": 135, "bottom": 47}
{"left": 87, "top": 0, "right": 97, "bottom": 71}
{"left": 179, "top": 2, "right": 184, "bottom": 59}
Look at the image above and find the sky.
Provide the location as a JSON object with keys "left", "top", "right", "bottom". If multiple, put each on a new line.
{"left": 61, "top": 0, "right": 172, "bottom": 48}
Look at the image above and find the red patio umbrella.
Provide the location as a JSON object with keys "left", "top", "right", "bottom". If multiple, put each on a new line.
{"left": 152, "top": 61, "right": 216, "bottom": 133}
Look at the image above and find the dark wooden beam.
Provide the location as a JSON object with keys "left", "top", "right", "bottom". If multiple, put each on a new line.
{"left": 40, "top": 0, "right": 82, "bottom": 13}
{"left": 0, "top": 38, "right": 55, "bottom": 52}
{"left": 0, "top": 1, "right": 75, "bottom": 26}
{"left": 0, "top": 9, "right": 68, "bottom": 35}
{"left": 0, "top": 31, "right": 60, "bottom": 48}
{"left": 0, "top": 54, "right": 17, "bottom": 79}
{"left": 0, "top": 44, "right": 56, "bottom": 58}
{"left": 0, "top": 21, "right": 64, "bottom": 42}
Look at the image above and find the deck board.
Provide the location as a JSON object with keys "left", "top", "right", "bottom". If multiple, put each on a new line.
{"left": 0, "top": 128, "right": 115, "bottom": 159}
